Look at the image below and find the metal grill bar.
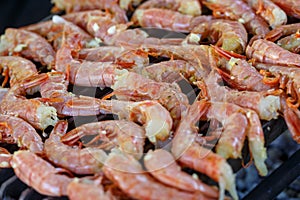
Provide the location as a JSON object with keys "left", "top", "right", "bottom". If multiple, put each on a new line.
{"left": 242, "top": 148, "right": 300, "bottom": 200}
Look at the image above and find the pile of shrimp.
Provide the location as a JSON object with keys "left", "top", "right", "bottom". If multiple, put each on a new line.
{"left": 0, "top": 0, "right": 299, "bottom": 199}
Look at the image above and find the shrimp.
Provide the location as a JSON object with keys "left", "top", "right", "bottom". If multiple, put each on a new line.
{"left": 40, "top": 71, "right": 112, "bottom": 116}
{"left": 141, "top": 44, "right": 211, "bottom": 74}
{"left": 270, "top": 0, "right": 300, "bottom": 19}
{"left": 78, "top": 46, "right": 150, "bottom": 70}
{"left": 277, "top": 33, "right": 300, "bottom": 53}
{"left": 98, "top": 99, "right": 173, "bottom": 143}
{"left": 44, "top": 120, "right": 108, "bottom": 175}
{"left": 185, "top": 19, "right": 248, "bottom": 54}
{"left": 60, "top": 120, "right": 145, "bottom": 160}
{"left": 62, "top": 10, "right": 130, "bottom": 45}
{"left": 280, "top": 96, "right": 300, "bottom": 143}
{"left": 108, "top": 29, "right": 184, "bottom": 47}
{"left": 265, "top": 22, "right": 300, "bottom": 42}
{"left": 201, "top": 0, "right": 270, "bottom": 35}
{"left": 204, "top": 100, "right": 268, "bottom": 176}
{"left": 171, "top": 100, "right": 238, "bottom": 200}
{"left": 243, "top": 0, "right": 287, "bottom": 28}
{"left": 0, "top": 28, "right": 55, "bottom": 68}
{"left": 51, "top": 0, "right": 128, "bottom": 23}
{"left": 201, "top": 69, "right": 281, "bottom": 121}
{"left": 142, "top": 60, "right": 198, "bottom": 83}
{"left": 102, "top": 149, "right": 213, "bottom": 200}
{"left": 131, "top": 8, "right": 213, "bottom": 33}
{"left": 211, "top": 45, "right": 273, "bottom": 91}
{"left": 67, "top": 176, "right": 115, "bottom": 200}
{"left": 0, "top": 56, "right": 37, "bottom": 87}
{"left": 78, "top": 46, "right": 128, "bottom": 62}
{"left": 111, "top": 70, "right": 189, "bottom": 127}
{"left": 255, "top": 63, "right": 300, "bottom": 106}
{"left": 0, "top": 114, "right": 43, "bottom": 154}
{"left": 23, "top": 15, "right": 98, "bottom": 50}
{"left": 0, "top": 147, "right": 12, "bottom": 168}
{"left": 0, "top": 73, "right": 58, "bottom": 130}
{"left": 55, "top": 46, "right": 124, "bottom": 88}
{"left": 119, "top": 0, "right": 143, "bottom": 11}
{"left": 137, "top": 0, "right": 202, "bottom": 16}
{"left": 144, "top": 149, "right": 219, "bottom": 198}
{"left": 246, "top": 38, "right": 300, "bottom": 67}
{"left": 11, "top": 150, "right": 73, "bottom": 196}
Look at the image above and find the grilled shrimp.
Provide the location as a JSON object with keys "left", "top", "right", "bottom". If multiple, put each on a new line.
{"left": 51, "top": 0, "right": 128, "bottom": 23}
{"left": 246, "top": 38, "right": 300, "bottom": 67}
{"left": 201, "top": 0, "right": 270, "bottom": 35}
{"left": 265, "top": 22, "right": 300, "bottom": 42}
{"left": 0, "top": 56, "right": 37, "bottom": 87}
{"left": 0, "top": 74, "right": 58, "bottom": 130}
{"left": 270, "top": 0, "right": 300, "bottom": 19}
{"left": 103, "top": 149, "right": 212, "bottom": 200}
{"left": 61, "top": 120, "right": 145, "bottom": 160}
{"left": 44, "top": 120, "right": 108, "bottom": 175}
{"left": 62, "top": 10, "right": 130, "bottom": 45}
{"left": 144, "top": 149, "right": 219, "bottom": 198}
{"left": 55, "top": 46, "right": 123, "bottom": 88}
{"left": 202, "top": 69, "right": 281, "bottom": 121}
{"left": 276, "top": 33, "right": 300, "bottom": 54}
{"left": 108, "top": 29, "right": 184, "bottom": 47}
{"left": 185, "top": 19, "right": 248, "bottom": 54}
{"left": 67, "top": 176, "right": 115, "bottom": 200}
{"left": 11, "top": 150, "right": 73, "bottom": 196}
{"left": 0, "top": 147, "right": 12, "bottom": 168}
{"left": 142, "top": 60, "right": 197, "bottom": 83}
{"left": 255, "top": 63, "right": 300, "bottom": 106}
{"left": 131, "top": 8, "right": 213, "bottom": 33}
{"left": 171, "top": 100, "right": 238, "bottom": 200}
{"left": 98, "top": 99, "right": 173, "bottom": 143}
{"left": 23, "top": 15, "right": 98, "bottom": 50}
{"left": 137, "top": 0, "right": 202, "bottom": 16}
{"left": 78, "top": 46, "right": 128, "bottom": 62}
{"left": 111, "top": 70, "right": 189, "bottom": 127}
{"left": 0, "top": 28, "right": 55, "bottom": 68}
{"left": 40, "top": 71, "right": 110, "bottom": 116}
{"left": 204, "top": 100, "right": 268, "bottom": 176}
{"left": 0, "top": 114, "right": 43, "bottom": 154}
{"left": 211, "top": 46, "right": 273, "bottom": 91}
{"left": 243, "top": 0, "right": 287, "bottom": 28}
{"left": 141, "top": 44, "right": 211, "bottom": 74}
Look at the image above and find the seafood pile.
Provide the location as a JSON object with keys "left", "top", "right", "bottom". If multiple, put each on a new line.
{"left": 0, "top": 0, "right": 299, "bottom": 199}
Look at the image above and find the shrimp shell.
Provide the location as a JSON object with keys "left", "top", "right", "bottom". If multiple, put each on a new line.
{"left": 0, "top": 28, "right": 55, "bottom": 68}
{"left": 144, "top": 149, "right": 219, "bottom": 198}
{"left": 61, "top": 120, "right": 145, "bottom": 160}
{"left": 44, "top": 120, "right": 108, "bottom": 175}
{"left": 0, "top": 56, "right": 37, "bottom": 87}
{"left": 103, "top": 149, "right": 212, "bottom": 200}
{"left": 246, "top": 38, "right": 300, "bottom": 67}
{"left": 270, "top": 0, "right": 300, "bottom": 19}
{"left": 131, "top": 8, "right": 212, "bottom": 33}
{"left": 202, "top": 0, "right": 270, "bottom": 35}
{"left": 243, "top": 0, "right": 287, "bottom": 28}
{"left": 11, "top": 150, "right": 73, "bottom": 196}
{"left": 0, "top": 114, "right": 43, "bottom": 154}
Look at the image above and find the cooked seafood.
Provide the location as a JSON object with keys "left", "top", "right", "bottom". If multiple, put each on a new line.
{"left": 61, "top": 120, "right": 145, "bottom": 160}
{"left": 0, "top": 1, "right": 299, "bottom": 200}
{"left": 44, "top": 120, "right": 108, "bottom": 175}
{"left": 201, "top": 0, "right": 270, "bottom": 35}
{"left": 0, "top": 28, "right": 55, "bottom": 68}
{"left": 11, "top": 150, "right": 73, "bottom": 196}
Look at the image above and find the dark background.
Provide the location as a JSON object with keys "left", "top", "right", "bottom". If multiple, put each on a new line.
{"left": 0, "top": 0, "right": 53, "bottom": 34}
